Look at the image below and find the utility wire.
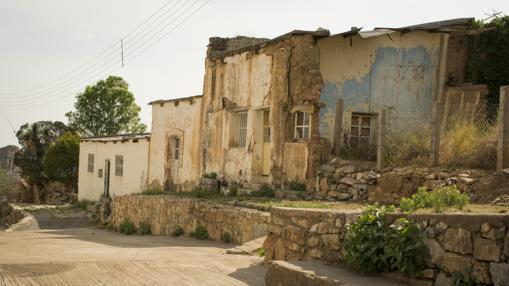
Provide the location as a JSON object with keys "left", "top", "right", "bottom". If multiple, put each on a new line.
{"left": 0, "top": 0, "right": 180, "bottom": 97}
{"left": 0, "top": 104, "right": 16, "bottom": 134}
{"left": 0, "top": 0, "right": 201, "bottom": 106}
{"left": 2, "top": 0, "right": 211, "bottom": 110}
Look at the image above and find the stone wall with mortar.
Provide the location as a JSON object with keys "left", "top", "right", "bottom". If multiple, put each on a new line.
{"left": 264, "top": 207, "right": 509, "bottom": 286}
{"left": 110, "top": 195, "right": 270, "bottom": 244}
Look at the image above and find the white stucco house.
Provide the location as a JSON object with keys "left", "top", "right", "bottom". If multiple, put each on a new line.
{"left": 77, "top": 133, "right": 150, "bottom": 201}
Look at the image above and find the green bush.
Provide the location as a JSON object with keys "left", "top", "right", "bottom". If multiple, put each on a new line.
{"left": 119, "top": 219, "right": 136, "bottom": 235}
{"left": 75, "top": 200, "right": 91, "bottom": 211}
{"left": 203, "top": 172, "right": 218, "bottom": 179}
{"left": 142, "top": 184, "right": 163, "bottom": 195}
{"left": 138, "top": 222, "right": 151, "bottom": 235}
{"left": 227, "top": 184, "right": 238, "bottom": 197}
{"left": 399, "top": 185, "right": 469, "bottom": 213}
{"left": 344, "top": 206, "right": 426, "bottom": 275}
{"left": 287, "top": 181, "right": 306, "bottom": 192}
{"left": 249, "top": 184, "right": 274, "bottom": 197}
{"left": 258, "top": 247, "right": 265, "bottom": 257}
{"left": 221, "top": 232, "right": 232, "bottom": 243}
{"left": 172, "top": 226, "right": 184, "bottom": 237}
{"left": 192, "top": 225, "right": 209, "bottom": 240}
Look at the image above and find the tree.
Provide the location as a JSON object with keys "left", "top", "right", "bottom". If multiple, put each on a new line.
{"left": 14, "top": 121, "right": 69, "bottom": 203}
{"left": 43, "top": 132, "right": 79, "bottom": 192}
{"left": 66, "top": 76, "right": 147, "bottom": 136}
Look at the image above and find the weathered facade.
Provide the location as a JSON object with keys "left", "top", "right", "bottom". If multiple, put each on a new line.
{"left": 78, "top": 134, "right": 150, "bottom": 201}
{"left": 199, "top": 30, "right": 330, "bottom": 188}
{"left": 148, "top": 95, "right": 203, "bottom": 190}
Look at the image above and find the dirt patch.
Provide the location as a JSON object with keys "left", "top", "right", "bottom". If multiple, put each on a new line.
{"left": 0, "top": 263, "right": 76, "bottom": 278}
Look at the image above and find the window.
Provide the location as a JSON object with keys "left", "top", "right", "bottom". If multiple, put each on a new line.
{"left": 238, "top": 112, "right": 248, "bottom": 147}
{"left": 98, "top": 169, "right": 103, "bottom": 178}
{"left": 294, "top": 111, "right": 310, "bottom": 141}
{"left": 350, "top": 113, "right": 372, "bottom": 147}
{"left": 263, "top": 109, "right": 270, "bottom": 143}
{"left": 174, "top": 137, "right": 180, "bottom": 160}
{"left": 115, "top": 155, "right": 124, "bottom": 176}
{"left": 87, "top": 154, "right": 94, "bottom": 173}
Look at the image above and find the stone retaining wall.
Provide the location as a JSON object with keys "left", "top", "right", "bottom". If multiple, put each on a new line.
{"left": 263, "top": 207, "right": 509, "bottom": 286}
{"left": 111, "top": 196, "right": 270, "bottom": 243}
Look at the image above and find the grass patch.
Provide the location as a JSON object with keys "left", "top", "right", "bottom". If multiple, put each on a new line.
{"left": 74, "top": 200, "right": 92, "bottom": 211}
{"left": 203, "top": 172, "right": 218, "bottom": 179}
{"left": 119, "top": 218, "right": 136, "bottom": 235}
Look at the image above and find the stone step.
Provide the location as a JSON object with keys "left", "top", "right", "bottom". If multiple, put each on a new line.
{"left": 265, "top": 261, "right": 410, "bottom": 286}
{"left": 226, "top": 236, "right": 266, "bottom": 255}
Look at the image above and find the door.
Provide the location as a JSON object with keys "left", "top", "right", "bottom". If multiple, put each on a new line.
{"left": 171, "top": 137, "right": 180, "bottom": 185}
{"left": 103, "top": 160, "right": 111, "bottom": 197}
{"left": 262, "top": 109, "right": 271, "bottom": 175}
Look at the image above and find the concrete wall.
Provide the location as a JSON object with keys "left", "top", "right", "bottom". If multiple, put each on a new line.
{"left": 111, "top": 195, "right": 270, "bottom": 244}
{"left": 78, "top": 139, "right": 149, "bottom": 201}
{"left": 318, "top": 31, "right": 442, "bottom": 144}
{"left": 148, "top": 97, "right": 203, "bottom": 188}
{"left": 264, "top": 207, "right": 509, "bottom": 286}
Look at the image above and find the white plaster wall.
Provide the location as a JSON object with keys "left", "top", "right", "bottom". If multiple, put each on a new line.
{"left": 78, "top": 139, "right": 149, "bottom": 201}
{"left": 148, "top": 98, "right": 203, "bottom": 186}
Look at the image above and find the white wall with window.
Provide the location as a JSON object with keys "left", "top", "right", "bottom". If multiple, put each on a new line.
{"left": 78, "top": 134, "right": 150, "bottom": 201}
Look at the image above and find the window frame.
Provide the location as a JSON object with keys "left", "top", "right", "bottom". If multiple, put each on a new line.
{"left": 293, "top": 111, "right": 311, "bottom": 142}
{"left": 237, "top": 111, "right": 248, "bottom": 148}
{"left": 115, "top": 155, "right": 124, "bottom": 176}
{"left": 350, "top": 113, "right": 373, "bottom": 147}
{"left": 263, "top": 109, "right": 270, "bottom": 143}
{"left": 87, "top": 154, "right": 95, "bottom": 173}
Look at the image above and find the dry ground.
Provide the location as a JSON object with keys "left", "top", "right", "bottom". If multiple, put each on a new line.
{"left": 0, "top": 207, "right": 265, "bottom": 286}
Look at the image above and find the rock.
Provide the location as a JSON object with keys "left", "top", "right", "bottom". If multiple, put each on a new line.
{"left": 338, "top": 177, "right": 358, "bottom": 186}
{"left": 444, "top": 228, "right": 473, "bottom": 254}
{"left": 421, "top": 269, "right": 436, "bottom": 279}
{"left": 425, "top": 173, "right": 437, "bottom": 180}
{"left": 474, "top": 238, "right": 501, "bottom": 262}
{"left": 336, "top": 193, "right": 352, "bottom": 201}
{"left": 321, "top": 234, "right": 341, "bottom": 250}
{"left": 320, "top": 164, "right": 336, "bottom": 173}
{"left": 307, "top": 235, "right": 321, "bottom": 247}
{"left": 434, "top": 273, "right": 452, "bottom": 286}
{"left": 459, "top": 177, "right": 474, "bottom": 185}
{"left": 336, "top": 165, "right": 356, "bottom": 174}
{"left": 424, "top": 239, "right": 445, "bottom": 267}
{"left": 435, "top": 221, "right": 448, "bottom": 233}
{"left": 504, "top": 235, "right": 509, "bottom": 257}
{"left": 472, "top": 261, "right": 491, "bottom": 285}
{"left": 442, "top": 253, "right": 473, "bottom": 276}
{"left": 320, "top": 177, "right": 329, "bottom": 193}
{"left": 490, "top": 263, "right": 509, "bottom": 286}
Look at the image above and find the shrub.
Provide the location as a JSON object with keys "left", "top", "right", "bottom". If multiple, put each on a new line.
{"left": 250, "top": 184, "right": 274, "bottom": 197}
{"left": 344, "top": 206, "right": 426, "bottom": 275}
{"left": 138, "top": 222, "right": 151, "bottom": 235}
{"left": 191, "top": 186, "right": 211, "bottom": 198}
{"left": 75, "top": 200, "right": 91, "bottom": 211}
{"left": 221, "top": 232, "right": 232, "bottom": 243}
{"left": 399, "top": 185, "right": 469, "bottom": 213}
{"left": 119, "top": 218, "right": 136, "bottom": 235}
{"left": 258, "top": 247, "right": 265, "bottom": 257}
{"left": 172, "top": 226, "right": 184, "bottom": 237}
{"left": 192, "top": 225, "right": 209, "bottom": 240}
{"left": 227, "top": 184, "right": 238, "bottom": 197}
{"left": 287, "top": 181, "right": 306, "bottom": 192}
{"left": 203, "top": 172, "right": 218, "bottom": 179}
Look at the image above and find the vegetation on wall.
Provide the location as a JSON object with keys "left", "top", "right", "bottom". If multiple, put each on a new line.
{"left": 66, "top": 76, "right": 147, "bottom": 136}
{"left": 344, "top": 206, "right": 427, "bottom": 275}
{"left": 466, "top": 16, "right": 509, "bottom": 104}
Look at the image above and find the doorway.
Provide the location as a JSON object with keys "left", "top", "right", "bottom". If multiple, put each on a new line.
{"left": 262, "top": 109, "right": 271, "bottom": 176}
{"left": 103, "top": 159, "right": 111, "bottom": 197}
{"left": 171, "top": 136, "right": 180, "bottom": 185}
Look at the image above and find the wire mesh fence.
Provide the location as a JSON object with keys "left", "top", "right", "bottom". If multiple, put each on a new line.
{"left": 438, "top": 103, "right": 498, "bottom": 169}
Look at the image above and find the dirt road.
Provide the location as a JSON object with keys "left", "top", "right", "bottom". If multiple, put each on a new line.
{"left": 0, "top": 207, "right": 265, "bottom": 286}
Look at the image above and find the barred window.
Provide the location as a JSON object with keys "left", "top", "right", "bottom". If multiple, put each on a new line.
{"left": 263, "top": 109, "right": 270, "bottom": 143}
{"left": 294, "top": 111, "right": 310, "bottom": 141}
{"left": 87, "top": 154, "right": 94, "bottom": 173}
{"left": 115, "top": 155, "right": 123, "bottom": 176}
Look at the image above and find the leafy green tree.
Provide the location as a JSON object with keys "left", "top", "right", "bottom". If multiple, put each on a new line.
{"left": 66, "top": 76, "right": 147, "bottom": 136}
{"left": 466, "top": 16, "right": 509, "bottom": 103}
{"left": 43, "top": 132, "right": 79, "bottom": 191}
{"left": 14, "top": 121, "right": 69, "bottom": 203}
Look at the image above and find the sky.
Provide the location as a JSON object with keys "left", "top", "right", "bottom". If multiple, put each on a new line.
{"left": 0, "top": 0, "right": 507, "bottom": 147}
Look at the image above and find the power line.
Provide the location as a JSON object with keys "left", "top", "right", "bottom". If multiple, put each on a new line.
{"left": 1, "top": 0, "right": 211, "bottom": 110}
{"left": 0, "top": 0, "right": 204, "bottom": 106}
{"left": 0, "top": 104, "right": 16, "bottom": 134}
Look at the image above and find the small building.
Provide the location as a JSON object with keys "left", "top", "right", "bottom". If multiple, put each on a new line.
{"left": 147, "top": 95, "right": 203, "bottom": 190}
{"left": 78, "top": 133, "right": 150, "bottom": 201}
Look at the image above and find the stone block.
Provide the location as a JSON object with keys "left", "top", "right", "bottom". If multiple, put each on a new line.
{"left": 284, "top": 225, "right": 307, "bottom": 245}
{"left": 434, "top": 273, "right": 452, "bottom": 286}
{"left": 474, "top": 238, "right": 501, "bottom": 262}
{"left": 307, "top": 235, "right": 321, "bottom": 247}
{"left": 321, "top": 234, "right": 341, "bottom": 250}
{"left": 504, "top": 235, "right": 509, "bottom": 257}
{"left": 442, "top": 253, "right": 473, "bottom": 276}
{"left": 424, "top": 239, "right": 445, "bottom": 267}
{"left": 444, "top": 228, "right": 472, "bottom": 254}
{"left": 490, "top": 263, "right": 509, "bottom": 286}
{"left": 472, "top": 261, "right": 491, "bottom": 285}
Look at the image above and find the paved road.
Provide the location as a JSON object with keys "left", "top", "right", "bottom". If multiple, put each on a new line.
{"left": 0, "top": 209, "right": 265, "bottom": 286}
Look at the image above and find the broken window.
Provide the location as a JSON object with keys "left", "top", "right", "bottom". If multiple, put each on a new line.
{"left": 294, "top": 111, "right": 310, "bottom": 141}
{"left": 350, "top": 113, "right": 372, "bottom": 147}
{"left": 87, "top": 154, "right": 94, "bottom": 173}
{"left": 115, "top": 155, "right": 123, "bottom": 176}
{"left": 263, "top": 109, "right": 270, "bottom": 143}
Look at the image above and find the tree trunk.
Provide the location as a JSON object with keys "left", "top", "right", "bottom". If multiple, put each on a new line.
{"left": 32, "top": 184, "right": 40, "bottom": 204}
